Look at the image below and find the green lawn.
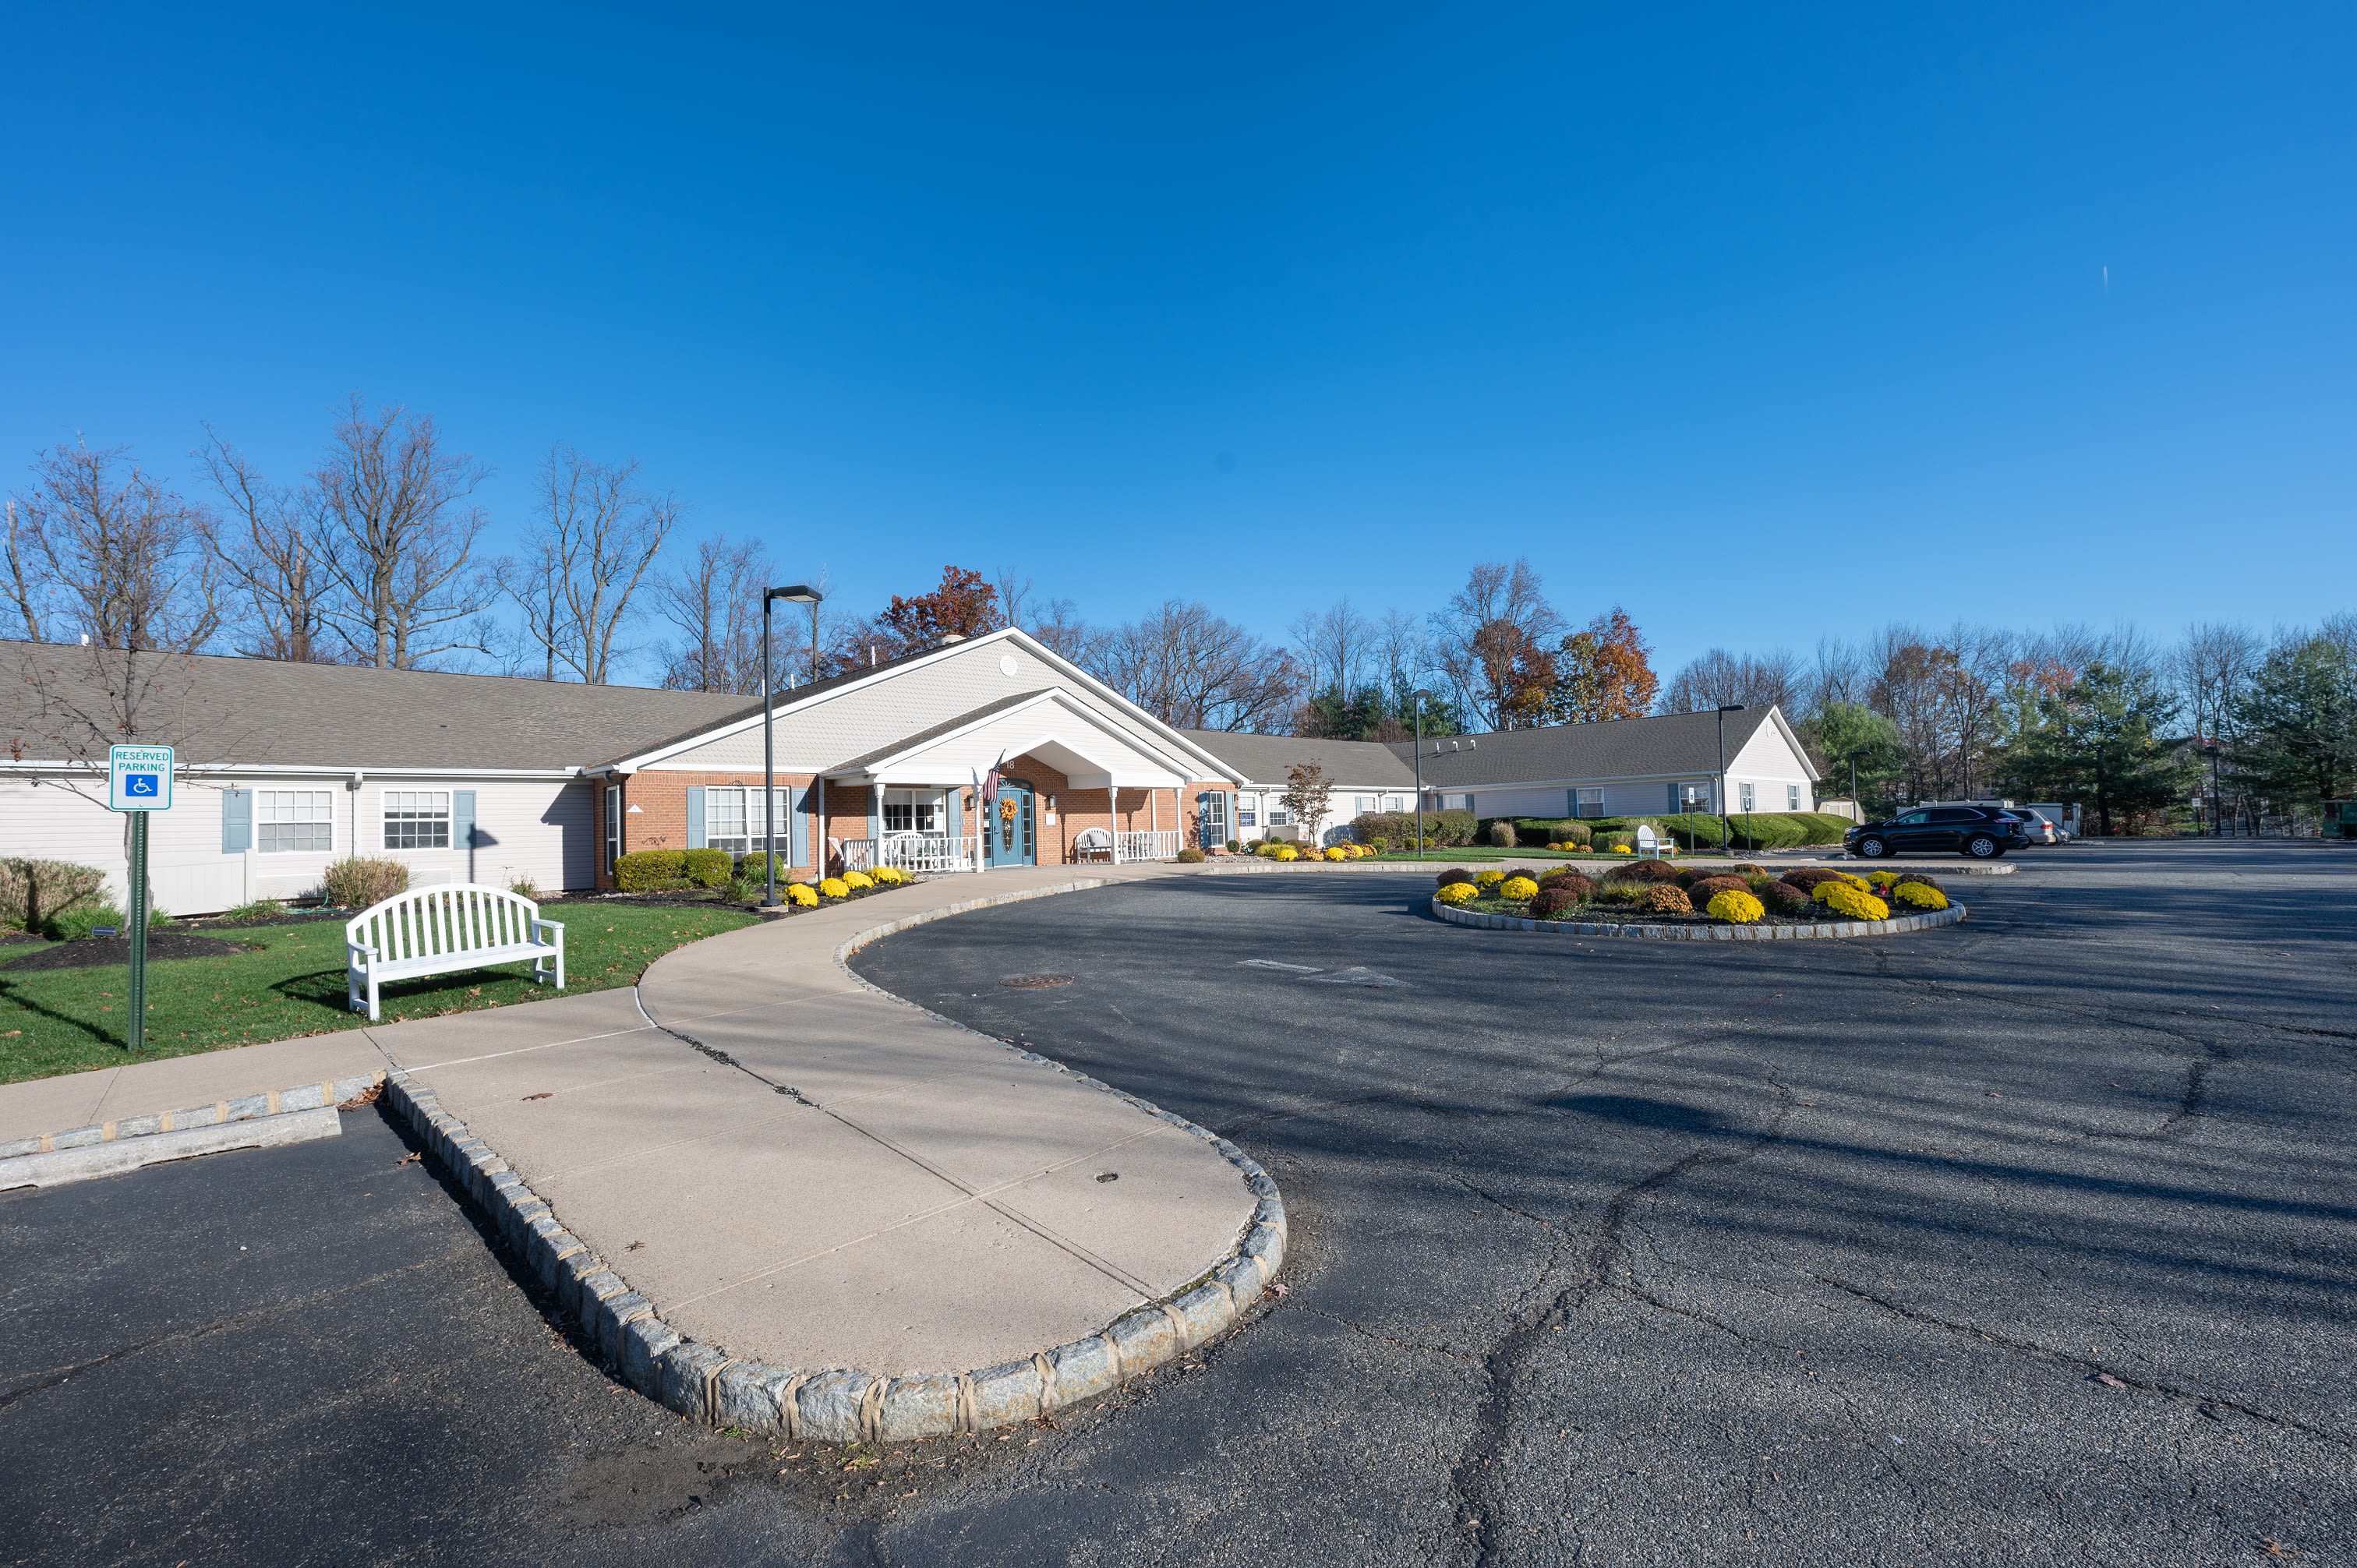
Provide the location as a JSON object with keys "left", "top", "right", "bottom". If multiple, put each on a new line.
{"left": 0, "top": 901, "right": 762, "bottom": 1086}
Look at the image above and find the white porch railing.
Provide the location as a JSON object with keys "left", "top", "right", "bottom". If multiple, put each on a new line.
{"left": 836, "top": 828, "right": 1181, "bottom": 873}
{"left": 880, "top": 832, "right": 984, "bottom": 874}
{"left": 1115, "top": 829, "right": 1182, "bottom": 862}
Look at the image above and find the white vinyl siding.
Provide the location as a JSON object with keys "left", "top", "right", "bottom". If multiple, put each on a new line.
{"left": 256, "top": 789, "right": 334, "bottom": 853}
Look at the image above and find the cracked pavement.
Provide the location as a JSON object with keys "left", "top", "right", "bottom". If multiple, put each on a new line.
{"left": 2, "top": 841, "right": 2350, "bottom": 1566}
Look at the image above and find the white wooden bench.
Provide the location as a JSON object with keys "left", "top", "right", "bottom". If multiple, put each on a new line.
{"left": 345, "top": 883, "right": 564, "bottom": 1022}
{"left": 1072, "top": 826, "right": 1115, "bottom": 863}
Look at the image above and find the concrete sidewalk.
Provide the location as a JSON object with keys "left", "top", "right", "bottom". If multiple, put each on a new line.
{"left": 372, "top": 864, "right": 1266, "bottom": 1384}
{"left": 0, "top": 1032, "right": 385, "bottom": 1148}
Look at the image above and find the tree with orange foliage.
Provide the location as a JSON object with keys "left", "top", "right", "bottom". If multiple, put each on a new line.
{"left": 1550, "top": 608, "right": 1659, "bottom": 723}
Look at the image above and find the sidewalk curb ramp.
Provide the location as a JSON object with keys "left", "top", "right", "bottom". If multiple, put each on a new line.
{"left": 381, "top": 875, "right": 1286, "bottom": 1443}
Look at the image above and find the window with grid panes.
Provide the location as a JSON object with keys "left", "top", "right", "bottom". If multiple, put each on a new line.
{"left": 256, "top": 789, "right": 334, "bottom": 853}
{"left": 382, "top": 790, "right": 451, "bottom": 850}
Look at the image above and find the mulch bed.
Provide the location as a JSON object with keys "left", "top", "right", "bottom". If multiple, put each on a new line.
{"left": 2, "top": 932, "right": 260, "bottom": 971}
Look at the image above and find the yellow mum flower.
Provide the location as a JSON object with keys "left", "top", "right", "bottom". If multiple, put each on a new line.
{"left": 1500, "top": 875, "right": 1539, "bottom": 901}
{"left": 1324, "top": 846, "right": 1346, "bottom": 861}
{"left": 1274, "top": 846, "right": 1299, "bottom": 861}
{"left": 1814, "top": 881, "right": 1889, "bottom": 920}
{"left": 1706, "top": 888, "right": 1765, "bottom": 923}
{"left": 1435, "top": 881, "right": 1478, "bottom": 905}
{"left": 786, "top": 882, "right": 818, "bottom": 907}
{"left": 1892, "top": 881, "right": 1948, "bottom": 910}
{"left": 1475, "top": 868, "right": 1507, "bottom": 888}
{"left": 818, "top": 878, "right": 850, "bottom": 900}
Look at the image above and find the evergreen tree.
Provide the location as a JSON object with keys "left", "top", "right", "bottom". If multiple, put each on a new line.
{"left": 2009, "top": 662, "right": 2191, "bottom": 835}
{"left": 2231, "top": 635, "right": 2357, "bottom": 811}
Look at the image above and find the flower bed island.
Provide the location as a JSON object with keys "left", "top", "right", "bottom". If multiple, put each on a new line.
{"left": 1430, "top": 860, "right": 1964, "bottom": 941}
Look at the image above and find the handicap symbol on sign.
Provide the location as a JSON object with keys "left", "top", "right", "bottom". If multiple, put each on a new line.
{"left": 125, "top": 774, "right": 158, "bottom": 797}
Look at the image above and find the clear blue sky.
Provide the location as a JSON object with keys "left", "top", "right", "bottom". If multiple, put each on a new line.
{"left": 5, "top": 5, "right": 2351, "bottom": 683}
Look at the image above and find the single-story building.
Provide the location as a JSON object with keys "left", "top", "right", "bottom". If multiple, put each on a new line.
{"left": 1182, "top": 706, "right": 1822, "bottom": 846}
{"left": 3, "top": 631, "right": 1820, "bottom": 913}
{"left": 0, "top": 631, "right": 1245, "bottom": 914}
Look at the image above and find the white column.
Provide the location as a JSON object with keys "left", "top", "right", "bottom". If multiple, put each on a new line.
{"left": 1110, "top": 786, "right": 1121, "bottom": 863}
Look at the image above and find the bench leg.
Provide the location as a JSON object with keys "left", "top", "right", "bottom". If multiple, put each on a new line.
{"left": 348, "top": 967, "right": 362, "bottom": 1015}
{"left": 553, "top": 941, "right": 565, "bottom": 991}
{"left": 368, "top": 970, "right": 380, "bottom": 1022}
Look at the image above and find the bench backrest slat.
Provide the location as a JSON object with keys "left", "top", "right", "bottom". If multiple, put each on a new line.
{"left": 348, "top": 882, "right": 544, "bottom": 961}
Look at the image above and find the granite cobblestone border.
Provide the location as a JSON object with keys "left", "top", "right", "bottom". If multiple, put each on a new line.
{"left": 380, "top": 871, "right": 1285, "bottom": 1444}
{"left": 1432, "top": 896, "right": 1967, "bottom": 940}
{"left": 0, "top": 1071, "right": 383, "bottom": 1161}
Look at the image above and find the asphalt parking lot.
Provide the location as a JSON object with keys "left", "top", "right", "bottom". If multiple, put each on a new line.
{"left": 3, "top": 842, "right": 2352, "bottom": 1566}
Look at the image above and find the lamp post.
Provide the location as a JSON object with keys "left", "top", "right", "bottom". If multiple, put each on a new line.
{"left": 2200, "top": 739, "right": 2223, "bottom": 837}
{"left": 1716, "top": 705, "right": 1747, "bottom": 856}
{"left": 762, "top": 585, "right": 824, "bottom": 906}
{"left": 1413, "top": 688, "right": 1435, "bottom": 860}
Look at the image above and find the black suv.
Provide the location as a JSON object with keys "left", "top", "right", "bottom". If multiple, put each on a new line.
{"left": 1845, "top": 806, "right": 2032, "bottom": 860}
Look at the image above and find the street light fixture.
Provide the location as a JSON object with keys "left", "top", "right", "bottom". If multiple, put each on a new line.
{"left": 762, "top": 585, "right": 824, "bottom": 907}
{"left": 1715, "top": 705, "right": 1747, "bottom": 856}
{"left": 1412, "top": 688, "right": 1435, "bottom": 860}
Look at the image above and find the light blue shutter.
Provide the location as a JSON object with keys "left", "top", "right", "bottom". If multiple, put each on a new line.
{"left": 1567, "top": 789, "right": 1578, "bottom": 819}
{"left": 1668, "top": 783, "right": 1680, "bottom": 814}
{"left": 945, "top": 786, "right": 962, "bottom": 843}
{"left": 786, "top": 785, "right": 806, "bottom": 868}
{"left": 867, "top": 789, "right": 882, "bottom": 846}
{"left": 684, "top": 786, "right": 706, "bottom": 849}
{"left": 453, "top": 790, "right": 477, "bottom": 849}
{"left": 222, "top": 787, "right": 252, "bottom": 853}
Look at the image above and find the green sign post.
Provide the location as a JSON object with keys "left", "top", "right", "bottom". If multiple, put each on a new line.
{"left": 108, "top": 744, "right": 173, "bottom": 1054}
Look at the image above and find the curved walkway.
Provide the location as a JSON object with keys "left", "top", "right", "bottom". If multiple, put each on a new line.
{"left": 366, "top": 863, "right": 1274, "bottom": 1437}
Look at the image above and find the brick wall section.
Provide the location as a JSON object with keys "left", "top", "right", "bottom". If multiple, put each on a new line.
{"left": 599, "top": 770, "right": 825, "bottom": 888}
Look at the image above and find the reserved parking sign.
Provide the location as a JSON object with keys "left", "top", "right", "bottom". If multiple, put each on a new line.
{"left": 108, "top": 744, "right": 174, "bottom": 811}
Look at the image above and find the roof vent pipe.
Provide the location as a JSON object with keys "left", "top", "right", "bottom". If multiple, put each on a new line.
{"left": 939, "top": 634, "right": 966, "bottom": 645}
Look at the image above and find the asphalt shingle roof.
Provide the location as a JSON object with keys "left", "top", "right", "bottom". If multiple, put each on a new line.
{"left": 0, "top": 640, "right": 756, "bottom": 772}
{"left": 1179, "top": 707, "right": 1802, "bottom": 789}
{"left": 1176, "top": 730, "right": 1422, "bottom": 789}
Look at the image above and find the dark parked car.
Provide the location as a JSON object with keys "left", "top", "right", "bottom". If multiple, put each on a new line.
{"left": 1845, "top": 806, "right": 2033, "bottom": 860}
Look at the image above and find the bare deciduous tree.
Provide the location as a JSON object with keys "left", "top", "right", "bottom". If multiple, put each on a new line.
{"left": 503, "top": 446, "right": 677, "bottom": 684}
{"left": 653, "top": 534, "right": 772, "bottom": 694}
{"left": 5, "top": 440, "right": 221, "bottom": 652}
{"left": 1092, "top": 601, "right": 1300, "bottom": 731}
{"left": 197, "top": 429, "right": 329, "bottom": 662}
{"left": 1429, "top": 560, "right": 1562, "bottom": 730}
{"left": 309, "top": 397, "right": 493, "bottom": 669}
{"left": 1292, "top": 599, "right": 1373, "bottom": 701}
{"left": 2174, "top": 620, "right": 2262, "bottom": 745}
{"left": 1659, "top": 647, "right": 1804, "bottom": 715}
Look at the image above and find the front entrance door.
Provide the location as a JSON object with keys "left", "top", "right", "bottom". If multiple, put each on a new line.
{"left": 986, "top": 781, "right": 1036, "bottom": 867}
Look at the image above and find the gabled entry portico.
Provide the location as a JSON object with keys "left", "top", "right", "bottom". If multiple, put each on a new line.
{"left": 826, "top": 690, "right": 1195, "bottom": 873}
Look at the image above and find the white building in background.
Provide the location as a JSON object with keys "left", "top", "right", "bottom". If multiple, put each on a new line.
{"left": 1182, "top": 707, "right": 1821, "bottom": 846}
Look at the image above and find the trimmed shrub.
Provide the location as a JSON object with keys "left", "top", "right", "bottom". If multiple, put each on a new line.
{"left": 0, "top": 858, "right": 109, "bottom": 933}
{"left": 1780, "top": 867, "right": 1848, "bottom": 894}
{"left": 1891, "top": 881, "right": 1949, "bottom": 910}
{"left": 1537, "top": 867, "right": 1595, "bottom": 899}
{"left": 1484, "top": 819, "right": 1518, "bottom": 848}
{"left": 681, "top": 848, "right": 733, "bottom": 888}
{"left": 1636, "top": 884, "right": 1694, "bottom": 915}
{"left": 1687, "top": 874, "right": 1749, "bottom": 909}
{"left": 1591, "top": 880, "right": 1648, "bottom": 906}
{"left": 737, "top": 852, "right": 786, "bottom": 885}
{"left": 1176, "top": 846, "right": 1205, "bottom": 863}
{"left": 1530, "top": 886, "right": 1580, "bottom": 920}
{"left": 1435, "top": 881, "right": 1478, "bottom": 905}
{"left": 612, "top": 849, "right": 685, "bottom": 892}
{"left": 786, "top": 882, "right": 819, "bottom": 907}
{"left": 1814, "top": 881, "right": 1889, "bottom": 921}
{"left": 1606, "top": 857, "right": 1680, "bottom": 885}
{"left": 324, "top": 856, "right": 412, "bottom": 909}
{"left": 818, "top": 877, "right": 850, "bottom": 899}
{"left": 1355, "top": 809, "right": 1476, "bottom": 847}
{"left": 1762, "top": 881, "right": 1814, "bottom": 916}
{"left": 1436, "top": 867, "right": 1477, "bottom": 888}
{"left": 1707, "top": 888, "right": 1766, "bottom": 923}
{"left": 1500, "top": 874, "right": 1539, "bottom": 901}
